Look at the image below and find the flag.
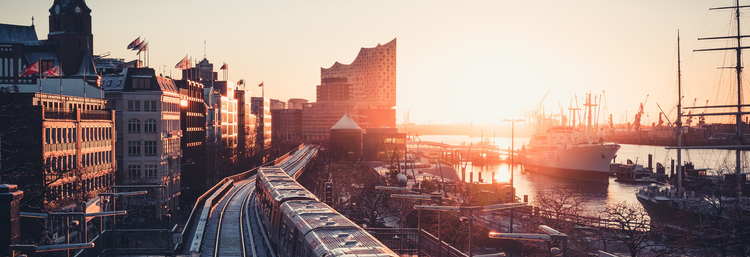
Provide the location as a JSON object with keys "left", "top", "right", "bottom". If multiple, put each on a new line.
{"left": 41, "top": 66, "right": 60, "bottom": 79}
{"left": 127, "top": 37, "right": 140, "bottom": 49}
{"left": 237, "top": 79, "right": 244, "bottom": 86}
{"left": 175, "top": 56, "right": 189, "bottom": 70}
{"left": 258, "top": 81, "right": 264, "bottom": 87}
{"left": 136, "top": 41, "right": 147, "bottom": 55}
{"left": 220, "top": 63, "right": 227, "bottom": 70}
{"left": 19, "top": 60, "right": 39, "bottom": 76}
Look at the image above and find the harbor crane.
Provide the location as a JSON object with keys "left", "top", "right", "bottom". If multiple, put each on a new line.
{"left": 633, "top": 94, "right": 649, "bottom": 131}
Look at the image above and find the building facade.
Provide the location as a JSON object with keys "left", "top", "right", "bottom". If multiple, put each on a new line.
{"left": 270, "top": 99, "right": 286, "bottom": 110}
{"left": 287, "top": 98, "right": 308, "bottom": 109}
{"left": 0, "top": 93, "right": 115, "bottom": 211}
{"left": 102, "top": 67, "right": 182, "bottom": 218}
{"left": 301, "top": 100, "right": 358, "bottom": 141}
{"left": 271, "top": 109, "right": 302, "bottom": 142}
{"left": 316, "top": 77, "right": 352, "bottom": 102}
{"left": 252, "top": 97, "right": 272, "bottom": 150}
{"left": 176, "top": 79, "right": 206, "bottom": 204}
{"left": 235, "top": 89, "right": 257, "bottom": 168}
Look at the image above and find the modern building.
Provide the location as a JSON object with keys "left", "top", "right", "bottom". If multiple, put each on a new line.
{"left": 362, "top": 127, "right": 405, "bottom": 161}
{"left": 252, "top": 97, "right": 272, "bottom": 150}
{"left": 319, "top": 39, "right": 397, "bottom": 129}
{"left": 270, "top": 99, "right": 286, "bottom": 110}
{"left": 235, "top": 89, "right": 257, "bottom": 168}
{"left": 182, "top": 58, "right": 217, "bottom": 88}
{"left": 271, "top": 109, "right": 302, "bottom": 142}
{"left": 287, "top": 98, "right": 308, "bottom": 109}
{"left": 102, "top": 67, "right": 182, "bottom": 219}
{"left": 316, "top": 77, "right": 352, "bottom": 102}
{"left": 175, "top": 79, "right": 206, "bottom": 204}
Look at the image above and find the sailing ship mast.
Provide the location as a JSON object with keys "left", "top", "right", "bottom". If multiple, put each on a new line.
{"left": 691, "top": 0, "right": 750, "bottom": 199}
{"left": 677, "top": 31, "right": 683, "bottom": 189}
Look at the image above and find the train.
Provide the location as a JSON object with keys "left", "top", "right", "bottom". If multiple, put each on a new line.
{"left": 254, "top": 166, "right": 398, "bottom": 257}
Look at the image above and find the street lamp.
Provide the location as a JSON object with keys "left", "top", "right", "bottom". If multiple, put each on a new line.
{"left": 501, "top": 118, "right": 523, "bottom": 233}
{"left": 415, "top": 203, "right": 527, "bottom": 257}
{"left": 489, "top": 225, "right": 568, "bottom": 257}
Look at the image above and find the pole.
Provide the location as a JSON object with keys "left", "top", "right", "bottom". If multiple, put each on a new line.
{"left": 469, "top": 214, "right": 473, "bottom": 257}
{"left": 734, "top": 0, "right": 743, "bottom": 200}
{"left": 417, "top": 208, "right": 422, "bottom": 257}
{"left": 510, "top": 120, "right": 515, "bottom": 233}
{"left": 677, "top": 31, "right": 682, "bottom": 190}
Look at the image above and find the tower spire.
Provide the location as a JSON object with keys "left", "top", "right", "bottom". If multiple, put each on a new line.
{"left": 203, "top": 40, "right": 206, "bottom": 59}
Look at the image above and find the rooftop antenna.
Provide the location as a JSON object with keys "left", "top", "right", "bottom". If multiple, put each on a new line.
{"left": 203, "top": 40, "right": 207, "bottom": 59}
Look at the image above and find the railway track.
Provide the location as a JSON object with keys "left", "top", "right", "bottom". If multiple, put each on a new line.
{"left": 186, "top": 144, "right": 320, "bottom": 256}
{"left": 211, "top": 179, "right": 255, "bottom": 257}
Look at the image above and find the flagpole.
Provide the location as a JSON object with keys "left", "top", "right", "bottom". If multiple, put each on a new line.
{"left": 59, "top": 63, "right": 63, "bottom": 107}
{"left": 83, "top": 68, "right": 86, "bottom": 110}
{"left": 38, "top": 57, "right": 42, "bottom": 93}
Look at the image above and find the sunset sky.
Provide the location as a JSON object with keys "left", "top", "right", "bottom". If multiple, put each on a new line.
{"left": 3, "top": 0, "right": 748, "bottom": 125}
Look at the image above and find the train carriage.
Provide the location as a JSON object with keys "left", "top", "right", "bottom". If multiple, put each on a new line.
{"left": 279, "top": 200, "right": 397, "bottom": 257}
{"left": 255, "top": 164, "right": 396, "bottom": 257}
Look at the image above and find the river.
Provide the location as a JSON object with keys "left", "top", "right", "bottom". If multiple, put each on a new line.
{"left": 417, "top": 135, "right": 745, "bottom": 213}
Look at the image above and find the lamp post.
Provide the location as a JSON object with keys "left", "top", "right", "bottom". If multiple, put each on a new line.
{"left": 375, "top": 186, "right": 421, "bottom": 255}
{"left": 501, "top": 118, "right": 523, "bottom": 233}
{"left": 391, "top": 193, "right": 444, "bottom": 257}
{"left": 415, "top": 203, "right": 527, "bottom": 257}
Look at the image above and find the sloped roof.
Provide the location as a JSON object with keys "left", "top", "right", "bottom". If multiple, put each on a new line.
{"left": 0, "top": 24, "right": 38, "bottom": 44}
{"left": 75, "top": 48, "right": 98, "bottom": 76}
{"left": 156, "top": 76, "right": 178, "bottom": 93}
{"left": 331, "top": 114, "right": 362, "bottom": 131}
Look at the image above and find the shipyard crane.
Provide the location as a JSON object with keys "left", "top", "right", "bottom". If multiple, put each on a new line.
{"left": 532, "top": 90, "right": 551, "bottom": 131}
{"left": 685, "top": 98, "right": 697, "bottom": 127}
{"left": 633, "top": 94, "right": 649, "bottom": 131}
{"left": 602, "top": 90, "right": 610, "bottom": 128}
{"left": 656, "top": 102, "right": 673, "bottom": 127}
{"left": 699, "top": 100, "right": 708, "bottom": 126}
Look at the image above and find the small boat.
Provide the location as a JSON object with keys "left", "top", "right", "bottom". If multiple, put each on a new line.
{"left": 615, "top": 159, "right": 654, "bottom": 183}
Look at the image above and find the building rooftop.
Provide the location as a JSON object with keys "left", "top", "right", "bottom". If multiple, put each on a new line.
{"left": 331, "top": 114, "right": 362, "bottom": 131}
{"left": 0, "top": 24, "right": 38, "bottom": 44}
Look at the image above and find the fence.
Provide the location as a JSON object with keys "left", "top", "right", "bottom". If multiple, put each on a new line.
{"left": 365, "top": 228, "right": 468, "bottom": 257}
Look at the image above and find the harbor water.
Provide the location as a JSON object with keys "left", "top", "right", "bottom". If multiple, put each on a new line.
{"left": 418, "top": 135, "right": 746, "bottom": 213}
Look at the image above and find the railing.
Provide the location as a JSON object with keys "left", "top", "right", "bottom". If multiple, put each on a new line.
{"left": 365, "top": 228, "right": 420, "bottom": 256}
{"left": 44, "top": 109, "right": 76, "bottom": 120}
{"left": 418, "top": 229, "right": 468, "bottom": 257}
{"left": 81, "top": 110, "right": 111, "bottom": 120}
{"left": 43, "top": 109, "right": 112, "bottom": 120}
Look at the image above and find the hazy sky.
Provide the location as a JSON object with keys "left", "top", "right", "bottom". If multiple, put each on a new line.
{"left": 3, "top": 0, "right": 748, "bottom": 125}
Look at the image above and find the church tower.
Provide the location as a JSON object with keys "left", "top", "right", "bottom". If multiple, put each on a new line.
{"left": 48, "top": 0, "right": 93, "bottom": 75}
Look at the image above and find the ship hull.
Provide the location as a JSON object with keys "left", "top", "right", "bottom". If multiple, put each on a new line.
{"left": 519, "top": 144, "right": 620, "bottom": 183}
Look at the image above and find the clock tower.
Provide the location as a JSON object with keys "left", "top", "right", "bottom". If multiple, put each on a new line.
{"left": 48, "top": 0, "right": 93, "bottom": 76}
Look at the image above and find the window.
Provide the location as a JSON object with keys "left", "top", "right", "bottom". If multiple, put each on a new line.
{"left": 133, "top": 78, "right": 151, "bottom": 89}
{"left": 145, "top": 165, "right": 157, "bottom": 178}
{"left": 144, "top": 100, "right": 157, "bottom": 112}
{"left": 128, "top": 119, "right": 140, "bottom": 133}
{"left": 144, "top": 141, "right": 157, "bottom": 156}
{"left": 128, "top": 165, "right": 141, "bottom": 178}
{"left": 128, "top": 100, "right": 140, "bottom": 111}
{"left": 145, "top": 119, "right": 157, "bottom": 133}
{"left": 128, "top": 141, "right": 141, "bottom": 156}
